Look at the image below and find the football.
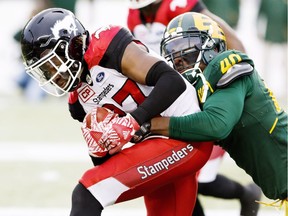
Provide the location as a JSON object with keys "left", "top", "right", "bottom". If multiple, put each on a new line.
{"left": 82, "top": 106, "right": 118, "bottom": 158}
{"left": 85, "top": 106, "right": 112, "bottom": 130}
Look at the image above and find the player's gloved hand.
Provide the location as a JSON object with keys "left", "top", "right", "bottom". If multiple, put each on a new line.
{"left": 81, "top": 106, "right": 118, "bottom": 158}
{"left": 100, "top": 114, "right": 140, "bottom": 155}
{"left": 131, "top": 121, "right": 151, "bottom": 143}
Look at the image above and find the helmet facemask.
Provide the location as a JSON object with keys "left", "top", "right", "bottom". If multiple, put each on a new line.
{"left": 161, "top": 26, "right": 219, "bottom": 103}
{"left": 25, "top": 40, "right": 82, "bottom": 97}
{"left": 160, "top": 12, "right": 227, "bottom": 102}
{"left": 161, "top": 29, "right": 216, "bottom": 84}
{"left": 20, "top": 8, "right": 89, "bottom": 97}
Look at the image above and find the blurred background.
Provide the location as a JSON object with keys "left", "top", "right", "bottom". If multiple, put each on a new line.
{"left": 0, "top": 0, "right": 286, "bottom": 215}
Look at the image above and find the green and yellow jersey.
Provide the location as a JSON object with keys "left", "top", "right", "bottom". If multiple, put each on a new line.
{"left": 169, "top": 50, "right": 288, "bottom": 200}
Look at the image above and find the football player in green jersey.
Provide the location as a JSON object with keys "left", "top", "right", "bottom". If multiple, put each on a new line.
{"left": 144, "top": 12, "right": 288, "bottom": 202}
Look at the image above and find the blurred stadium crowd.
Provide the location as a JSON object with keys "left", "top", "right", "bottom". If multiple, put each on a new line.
{"left": 0, "top": 0, "right": 286, "bottom": 108}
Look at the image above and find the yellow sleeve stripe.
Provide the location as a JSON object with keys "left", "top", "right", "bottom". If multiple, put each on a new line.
{"left": 269, "top": 117, "right": 278, "bottom": 134}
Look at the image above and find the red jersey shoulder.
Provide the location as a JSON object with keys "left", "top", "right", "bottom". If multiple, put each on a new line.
{"left": 84, "top": 25, "right": 122, "bottom": 69}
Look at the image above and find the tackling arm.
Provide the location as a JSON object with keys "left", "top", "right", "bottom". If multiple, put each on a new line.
{"left": 150, "top": 80, "right": 247, "bottom": 141}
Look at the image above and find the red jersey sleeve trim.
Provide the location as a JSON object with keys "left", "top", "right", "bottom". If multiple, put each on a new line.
{"left": 68, "top": 90, "right": 79, "bottom": 104}
{"left": 84, "top": 25, "right": 122, "bottom": 69}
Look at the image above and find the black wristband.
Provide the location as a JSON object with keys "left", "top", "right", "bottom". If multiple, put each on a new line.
{"left": 139, "top": 121, "right": 151, "bottom": 134}
{"left": 131, "top": 121, "right": 151, "bottom": 143}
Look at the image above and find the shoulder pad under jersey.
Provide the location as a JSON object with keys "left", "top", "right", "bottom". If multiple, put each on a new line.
{"left": 85, "top": 25, "right": 129, "bottom": 69}
{"left": 217, "top": 62, "right": 253, "bottom": 88}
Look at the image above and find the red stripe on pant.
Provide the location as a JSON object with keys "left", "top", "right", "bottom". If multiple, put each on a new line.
{"left": 80, "top": 138, "right": 213, "bottom": 216}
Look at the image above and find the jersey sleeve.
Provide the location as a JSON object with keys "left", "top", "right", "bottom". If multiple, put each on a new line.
{"left": 169, "top": 78, "right": 250, "bottom": 141}
{"left": 84, "top": 25, "right": 134, "bottom": 73}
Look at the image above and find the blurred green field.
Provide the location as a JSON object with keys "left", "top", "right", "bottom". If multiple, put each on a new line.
{"left": 0, "top": 93, "right": 285, "bottom": 215}
{"left": 0, "top": 94, "right": 83, "bottom": 143}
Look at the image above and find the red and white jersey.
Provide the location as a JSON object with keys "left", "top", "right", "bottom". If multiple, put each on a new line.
{"left": 69, "top": 25, "right": 200, "bottom": 121}
{"left": 127, "top": 0, "right": 201, "bottom": 54}
{"left": 73, "top": 65, "right": 199, "bottom": 117}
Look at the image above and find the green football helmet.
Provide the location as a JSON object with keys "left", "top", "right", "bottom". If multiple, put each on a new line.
{"left": 160, "top": 12, "right": 227, "bottom": 83}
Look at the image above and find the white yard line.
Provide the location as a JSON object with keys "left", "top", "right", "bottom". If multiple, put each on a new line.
{"left": 0, "top": 142, "right": 90, "bottom": 162}
{"left": 0, "top": 141, "right": 134, "bottom": 162}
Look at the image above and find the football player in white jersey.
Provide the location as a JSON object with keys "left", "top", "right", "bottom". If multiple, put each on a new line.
{"left": 20, "top": 8, "right": 213, "bottom": 216}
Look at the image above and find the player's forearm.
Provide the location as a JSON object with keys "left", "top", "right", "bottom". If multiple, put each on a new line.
{"left": 150, "top": 106, "right": 234, "bottom": 141}
{"left": 150, "top": 112, "right": 230, "bottom": 140}
{"left": 150, "top": 117, "right": 171, "bottom": 136}
{"left": 131, "top": 61, "right": 186, "bottom": 125}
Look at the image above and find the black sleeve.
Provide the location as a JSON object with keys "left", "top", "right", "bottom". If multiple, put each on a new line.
{"left": 130, "top": 61, "right": 186, "bottom": 125}
{"left": 99, "top": 27, "right": 133, "bottom": 72}
{"left": 68, "top": 99, "right": 86, "bottom": 122}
